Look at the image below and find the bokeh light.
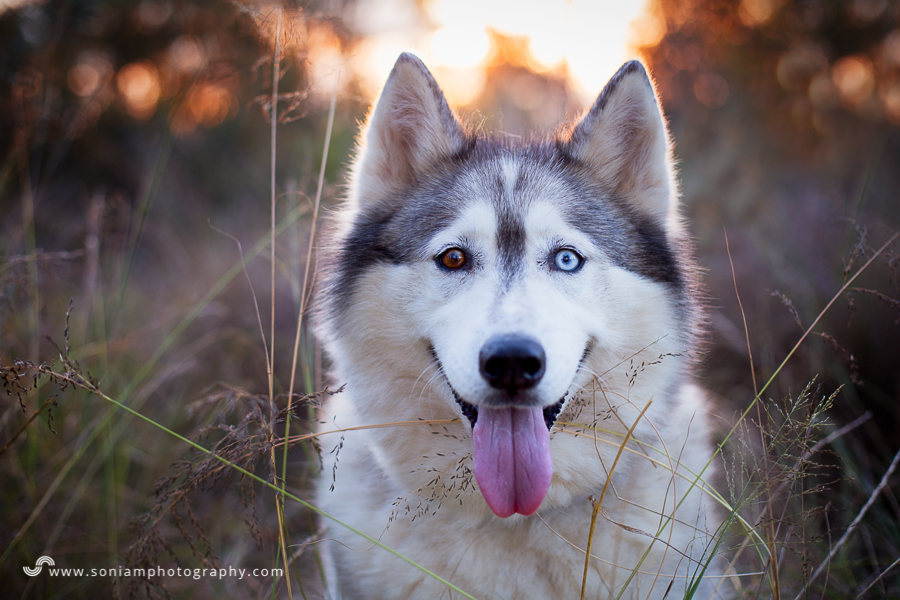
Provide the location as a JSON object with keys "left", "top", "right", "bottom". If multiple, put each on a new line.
{"left": 832, "top": 54, "right": 875, "bottom": 110}
{"left": 884, "top": 29, "right": 900, "bottom": 66}
{"left": 881, "top": 82, "right": 900, "bottom": 124}
{"left": 168, "top": 36, "right": 207, "bottom": 75}
{"left": 116, "top": 60, "right": 161, "bottom": 119}
{"left": 68, "top": 51, "right": 113, "bottom": 98}
{"left": 737, "top": 0, "right": 781, "bottom": 27}
{"left": 693, "top": 72, "right": 729, "bottom": 108}
{"left": 134, "top": 0, "right": 171, "bottom": 32}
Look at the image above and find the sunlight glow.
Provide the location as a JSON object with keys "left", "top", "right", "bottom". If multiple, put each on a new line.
{"left": 346, "top": 0, "right": 655, "bottom": 107}
{"left": 307, "top": 21, "right": 344, "bottom": 96}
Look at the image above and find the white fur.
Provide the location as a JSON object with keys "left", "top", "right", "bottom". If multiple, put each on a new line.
{"left": 315, "top": 55, "right": 723, "bottom": 600}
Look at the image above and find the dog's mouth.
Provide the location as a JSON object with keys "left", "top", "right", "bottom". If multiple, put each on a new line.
{"left": 449, "top": 389, "right": 565, "bottom": 431}
{"left": 429, "top": 341, "right": 591, "bottom": 518}
{"left": 430, "top": 340, "right": 593, "bottom": 430}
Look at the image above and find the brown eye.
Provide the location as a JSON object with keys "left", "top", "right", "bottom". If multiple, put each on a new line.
{"left": 439, "top": 248, "right": 466, "bottom": 270}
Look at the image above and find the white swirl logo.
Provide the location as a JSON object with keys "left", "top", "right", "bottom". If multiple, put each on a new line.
{"left": 23, "top": 556, "right": 55, "bottom": 576}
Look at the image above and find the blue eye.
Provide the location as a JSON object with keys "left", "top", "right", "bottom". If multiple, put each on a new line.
{"left": 553, "top": 248, "right": 582, "bottom": 272}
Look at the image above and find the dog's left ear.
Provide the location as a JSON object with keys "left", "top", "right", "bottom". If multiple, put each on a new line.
{"left": 352, "top": 53, "right": 468, "bottom": 204}
{"left": 562, "top": 61, "right": 675, "bottom": 226}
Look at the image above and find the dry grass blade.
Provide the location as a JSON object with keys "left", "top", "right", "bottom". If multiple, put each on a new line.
{"left": 0, "top": 249, "right": 85, "bottom": 274}
{"left": 725, "top": 227, "right": 757, "bottom": 397}
{"left": 2, "top": 355, "right": 482, "bottom": 599}
{"left": 0, "top": 395, "right": 58, "bottom": 458}
{"left": 279, "top": 418, "right": 458, "bottom": 448}
{"left": 793, "top": 446, "right": 900, "bottom": 600}
{"left": 728, "top": 226, "right": 788, "bottom": 599}
{"left": 580, "top": 399, "right": 652, "bottom": 600}
{"left": 854, "top": 555, "right": 900, "bottom": 599}
{"left": 263, "top": 8, "right": 292, "bottom": 598}
{"left": 727, "top": 227, "right": 780, "bottom": 598}
{"left": 687, "top": 229, "right": 900, "bottom": 541}
{"left": 580, "top": 498, "right": 603, "bottom": 600}
{"left": 283, "top": 63, "right": 338, "bottom": 489}
{"left": 765, "top": 230, "right": 899, "bottom": 393}
{"left": 207, "top": 222, "right": 271, "bottom": 374}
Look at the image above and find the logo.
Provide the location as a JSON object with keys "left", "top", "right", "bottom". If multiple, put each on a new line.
{"left": 23, "top": 556, "right": 55, "bottom": 576}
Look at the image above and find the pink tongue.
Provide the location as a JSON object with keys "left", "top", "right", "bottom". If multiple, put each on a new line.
{"left": 472, "top": 406, "right": 553, "bottom": 517}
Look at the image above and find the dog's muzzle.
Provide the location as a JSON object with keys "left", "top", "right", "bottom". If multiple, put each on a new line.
{"left": 449, "top": 335, "right": 566, "bottom": 431}
{"left": 434, "top": 335, "right": 589, "bottom": 517}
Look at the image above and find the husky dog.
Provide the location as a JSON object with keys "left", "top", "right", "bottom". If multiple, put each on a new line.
{"left": 315, "top": 53, "right": 721, "bottom": 599}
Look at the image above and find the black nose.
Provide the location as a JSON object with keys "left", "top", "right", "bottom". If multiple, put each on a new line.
{"left": 479, "top": 335, "right": 546, "bottom": 395}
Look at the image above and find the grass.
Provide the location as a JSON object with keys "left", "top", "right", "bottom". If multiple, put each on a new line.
{"left": 3, "top": 126, "right": 899, "bottom": 600}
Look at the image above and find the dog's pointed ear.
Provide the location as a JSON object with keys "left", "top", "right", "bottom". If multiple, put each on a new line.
{"left": 353, "top": 53, "right": 467, "bottom": 203}
{"left": 562, "top": 61, "right": 675, "bottom": 226}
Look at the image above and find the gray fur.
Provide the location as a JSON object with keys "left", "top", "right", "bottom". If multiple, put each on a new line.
{"left": 314, "top": 54, "right": 721, "bottom": 600}
{"left": 322, "top": 137, "right": 696, "bottom": 336}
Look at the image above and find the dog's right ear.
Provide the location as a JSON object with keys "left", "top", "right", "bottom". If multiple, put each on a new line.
{"left": 561, "top": 61, "right": 676, "bottom": 228}
{"left": 352, "top": 53, "right": 467, "bottom": 204}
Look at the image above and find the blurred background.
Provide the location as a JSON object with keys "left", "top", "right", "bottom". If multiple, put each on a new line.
{"left": 1, "top": 0, "right": 899, "bottom": 598}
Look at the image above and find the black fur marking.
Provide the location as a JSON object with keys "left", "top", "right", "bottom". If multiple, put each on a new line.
{"left": 482, "top": 139, "right": 683, "bottom": 289}
{"left": 629, "top": 214, "right": 682, "bottom": 286}
{"left": 452, "top": 389, "right": 480, "bottom": 428}
{"left": 542, "top": 398, "right": 565, "bottom": 430}
{"left": 579, "top": 340, "right": 594, "bottom": 364}
{"left": 328, "top": 171, "right": 469, "bottom": 315}
{"left": 495, "top": 202, "right": 527, "bottom": 285}
{"left": 554, "top": 174, "right": 685, "bottom": 290}
{"left": 327, "top": 208, "right": 399, "bottom": 317}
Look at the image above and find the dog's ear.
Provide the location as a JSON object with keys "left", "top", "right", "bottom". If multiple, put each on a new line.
{"left": 352, "top": 53, "right": 467, "bottom": 203}
{"left": 562, "top": 61, "right": 675, "bottom": 226}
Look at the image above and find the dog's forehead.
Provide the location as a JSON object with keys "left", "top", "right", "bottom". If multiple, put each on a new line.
{"left": 438, "top": 155, "right": 578, "bottom": 241}
{"left": 451, "top": 154, "right": 573, "bottom": 208}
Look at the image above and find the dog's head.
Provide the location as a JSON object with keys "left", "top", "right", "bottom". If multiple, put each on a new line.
{"left": 318, "top": 53, "right": 697, "bottom": 518}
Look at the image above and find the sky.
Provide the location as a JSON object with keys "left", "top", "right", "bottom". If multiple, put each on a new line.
{"left": 340, "top": 0, "right": 660, "bottom": 105}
